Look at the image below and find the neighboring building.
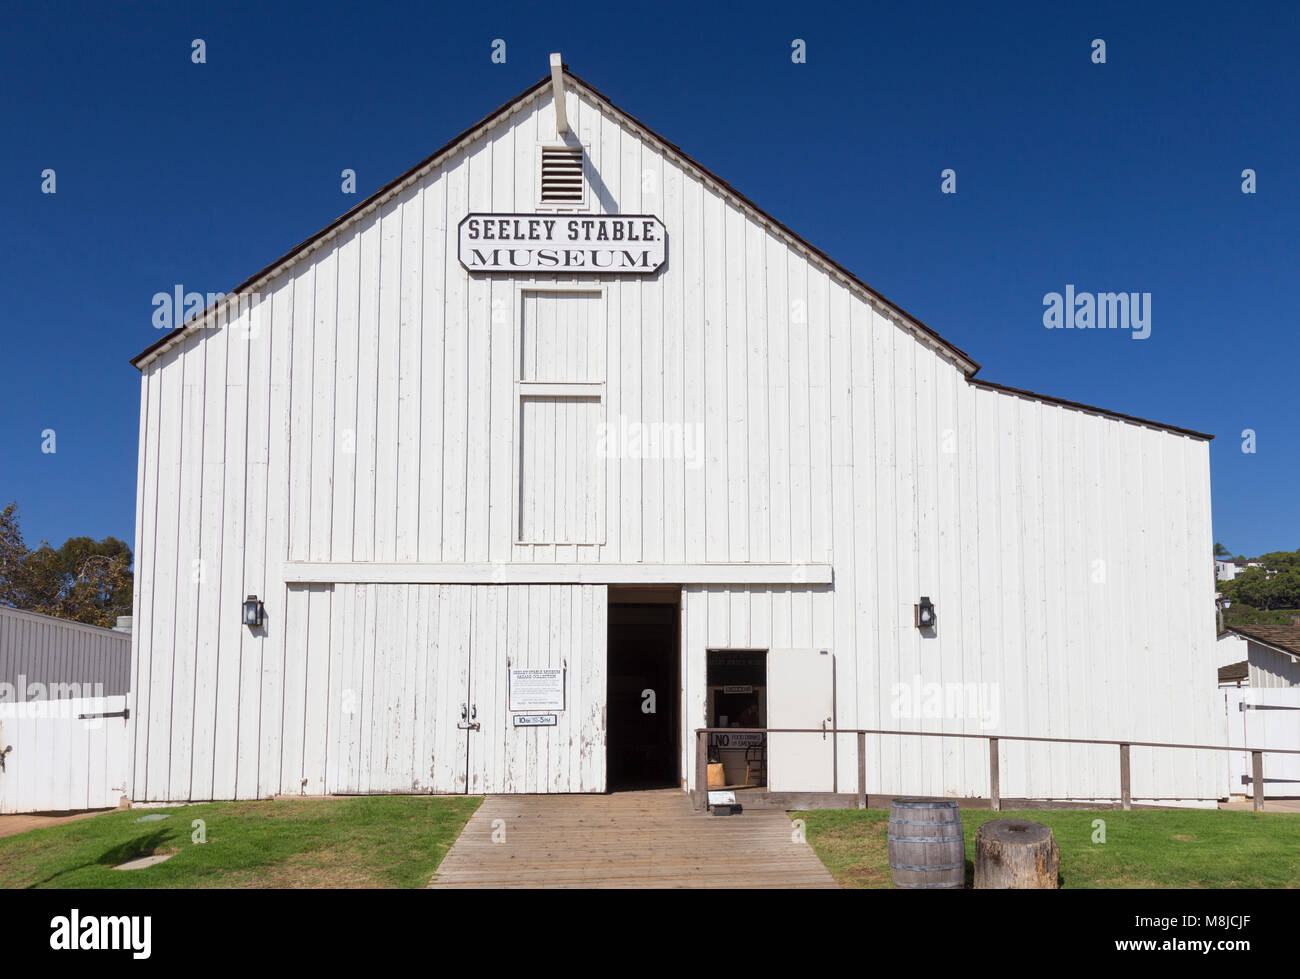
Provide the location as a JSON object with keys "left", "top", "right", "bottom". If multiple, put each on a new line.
{"left": 1225, "top": 626, "right": 1300, "bottom": 688}
{"left": 1217, "top": 659, "right": 1248, "bottom": 687}
{"left": 1216, "top": 559, "right": 1280, "bottom": 581}
{"left": 1217, "top": 628, "right": 1249, "bottom": 670}
{"left": 0, "top": 606, "right": 132, "bottom": 701}
{"left": 126, "top": 59, "right": 1220, "bottom": 806}
{"left": 0, "top": 607, "right": 131, "bottom": 815}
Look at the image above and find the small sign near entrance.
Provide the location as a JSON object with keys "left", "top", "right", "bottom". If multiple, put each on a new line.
{"left": 509, "top": 668, "right": 566, "bottom": 711}
{"left": 513, "top": 714, "right": 557, "bottom": 727}
{"left": 710, "top": 732, "right": 764, "bottom": 748}
{"left": 722, "top": 684, "right": 753, "bottom": 694}
{"left": 458, "top": 213, "right": 666, "bottom": 274}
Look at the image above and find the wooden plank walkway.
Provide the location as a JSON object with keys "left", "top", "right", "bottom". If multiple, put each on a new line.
{"left": 430, "top": 789, "right": 839, "bottom": 888}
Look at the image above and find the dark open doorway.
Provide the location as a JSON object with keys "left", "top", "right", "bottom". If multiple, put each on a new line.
{"left": 606, "top": 591, "right": 680, "bottom": 790}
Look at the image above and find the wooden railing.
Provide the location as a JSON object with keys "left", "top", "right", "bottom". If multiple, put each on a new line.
{"left": 692, "top": 727, "right": 1300, "bottom": 813}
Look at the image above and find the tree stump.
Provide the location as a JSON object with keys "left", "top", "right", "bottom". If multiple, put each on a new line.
{"left": 974, "top": 819, "right": 1060, "bottom": 889}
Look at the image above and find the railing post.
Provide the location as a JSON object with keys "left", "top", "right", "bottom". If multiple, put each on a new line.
{"left": 857, "top": 731, "right": 867, "bottom": 809}
{"left": 989, "top": 737, "right": 1000, "bottom": 811}
{"left": 1120, "top": 743, "right": 1131, "bottom": 811}
{"left": 1252, "top": 750, "right": 1265, "bottom": 813}
{"left": 694, "top": 729, "right": 708, "bottom": 810}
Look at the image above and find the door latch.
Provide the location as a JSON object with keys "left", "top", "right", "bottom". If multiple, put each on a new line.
{"left": 458, "top": 703, "right": 480, "bottom": 731}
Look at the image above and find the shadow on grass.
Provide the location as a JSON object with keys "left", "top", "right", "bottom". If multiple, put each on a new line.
{"left": 27, "top": 829, "right": 172, "bottom": 888}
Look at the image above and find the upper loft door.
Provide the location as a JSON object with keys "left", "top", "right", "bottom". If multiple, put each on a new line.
{"left": 515, "top": 289, "right": 606, "bottom": 549}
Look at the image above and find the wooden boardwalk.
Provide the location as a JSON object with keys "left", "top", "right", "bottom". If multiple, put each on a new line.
{"left": 429, "top": 789, "right": 839, "bottom": 888}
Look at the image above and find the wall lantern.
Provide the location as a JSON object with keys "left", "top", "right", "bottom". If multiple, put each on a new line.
{"left": 242, "top": 595, "right": 265, "bottom": 628}
{"left": 915, "top": 596, "right": 936, "bottom": 630}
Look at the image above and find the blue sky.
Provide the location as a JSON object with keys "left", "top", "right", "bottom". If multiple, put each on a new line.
{"left": 1, "top": 1, "right": 1295, "bottom": 558}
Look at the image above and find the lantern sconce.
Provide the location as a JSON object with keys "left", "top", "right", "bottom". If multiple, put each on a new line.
{"left": 242, "top": 595, "right": 265, "bottom": 628}
{"left": 915, "top": 596, "right": 936, "bottom": 631}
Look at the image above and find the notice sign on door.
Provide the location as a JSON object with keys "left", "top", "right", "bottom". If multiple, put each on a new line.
{"left": 459, "top": 214, "right": 666, "bottom": 274}
{"left": 509, "top": 668, "right": 566, "bottom": 712}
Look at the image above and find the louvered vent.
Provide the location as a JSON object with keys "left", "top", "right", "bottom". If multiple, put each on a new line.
{"left": 540, "top": 146, "right": 585, "bottom": 205}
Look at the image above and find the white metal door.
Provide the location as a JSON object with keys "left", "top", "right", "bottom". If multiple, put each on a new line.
{"left": 767, "top": 648, "right": 835, "bottom": 792}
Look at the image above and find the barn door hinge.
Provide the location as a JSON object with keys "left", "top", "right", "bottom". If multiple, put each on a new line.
{"left": 78, "top": 708, "right": 130, "bottom": 721}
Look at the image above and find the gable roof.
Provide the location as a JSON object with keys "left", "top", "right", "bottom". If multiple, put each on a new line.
{"left": 131, "top": 68, "right": 977, "bottom": 373}
{"left": 126, "top": 67, "right": 1213, "bottom": 443}
{"left": 1228, "top": 625, "right": 1300, "bottom": 659}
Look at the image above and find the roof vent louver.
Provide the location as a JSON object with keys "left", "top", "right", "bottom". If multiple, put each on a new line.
{"left": 540, "top": 146, "right": 585, "bottom": 205}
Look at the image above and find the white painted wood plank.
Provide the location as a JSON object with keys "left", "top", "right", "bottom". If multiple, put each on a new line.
{"left": 236, "top": 291, "right": 272, "bottom": 800}
{"left": 373, "top": 199, "right": 403, "bottom": 563}
{"left": 282, "top": 562, "right": 832, "bottom": 584}
{"left": 724, "top": 204, "right": 748, "bottom": 563}
{"left": 302, "top": 584, "right": 332, "bottom": 794}
{"left": 396, "top": 184, "right": 424, "bottom": 563}
{"left": 128, "top": 366, "right": 156, "bottom": 801}
{"left": 745, "top": 218, "right": 770, "bottom": 564}
{"left": 309, "top": 248, "right": 338, "bottom": 564}
{"left": 331, "top": 229, "right": 361, "bottom": 563}
{"left": 441, "top": 155, "right": 470, "bottom": 563}
{"left": 353, "top": 215, "right": 381, "bottom": 563}
{"left": 164, "top": 336, "right": 203, "bottom": 800}
{"left": 257, "top": 278, "right": 296, "bottom": 799}
{"left": 418, "top": 167, "right": 448, "bottom": 562}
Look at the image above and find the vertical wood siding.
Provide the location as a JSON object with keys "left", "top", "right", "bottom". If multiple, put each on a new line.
{"left": 131, "top": 84, "right": 1217, "bottom": 801}
{"left": 1248, "top": 645, "right": 1300, "bottom": 688}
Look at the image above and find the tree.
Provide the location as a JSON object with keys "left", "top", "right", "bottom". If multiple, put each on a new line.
{"left": 0, "top": 503, "right": 133, "bottom": 628}
{"left": 1257, "top": 550, "right": 1300, "bottom": 572}
{"left": 0, "top": 503, "right": 27, "bottom": 608}
{"left": 1214, "top": 542, "right": 1231, "bottom": 559}
{"left": 1224, "top": 566, "right": 1300, "bottom": 611}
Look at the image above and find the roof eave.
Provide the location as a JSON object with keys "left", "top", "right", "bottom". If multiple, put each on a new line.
{"left": 1228, "top": 628, "right": 1300, "bottom": 660}
{"left": 968, "top": 377, "right": 1215, "bottom": 441}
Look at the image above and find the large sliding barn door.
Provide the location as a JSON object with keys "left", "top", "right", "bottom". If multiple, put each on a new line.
{"left": 327, "top": 583, "right": 607, "bottom": 795}
{"left": 327, "top": 584, "right": 472, "bottom": 794}
{"left": 467, "top": 584, "right": 607, "bottom": 794}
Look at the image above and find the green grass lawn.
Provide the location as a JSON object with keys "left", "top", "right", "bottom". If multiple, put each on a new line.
{"left": 796, "top": 807, "right": 1300, "bottom": 888}
{"left": 0, "top": 796, "right": 481, "bottom": 889}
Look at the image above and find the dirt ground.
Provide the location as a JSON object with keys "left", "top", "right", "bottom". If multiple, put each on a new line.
{"left": 1218, "top": 798, "right": 1300, "bottom": 813}
{"left": 0, "top": 808, "right": 113, "bottom": 839}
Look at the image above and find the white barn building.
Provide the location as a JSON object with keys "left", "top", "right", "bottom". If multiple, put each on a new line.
{"left": 127, "top": 60, "right": 1220, "bottom": 806}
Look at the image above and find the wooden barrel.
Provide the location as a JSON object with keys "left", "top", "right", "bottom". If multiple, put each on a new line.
{"left": 887, "top": 799, "right": 965, "bottom": 889}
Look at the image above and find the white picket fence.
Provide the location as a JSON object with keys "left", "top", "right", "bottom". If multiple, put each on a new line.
{"left": 1224, "top": 687, "right": 1300, "bottom": 798}
{"left": 0, "top": 695, "right": 129, "bottom": 814}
